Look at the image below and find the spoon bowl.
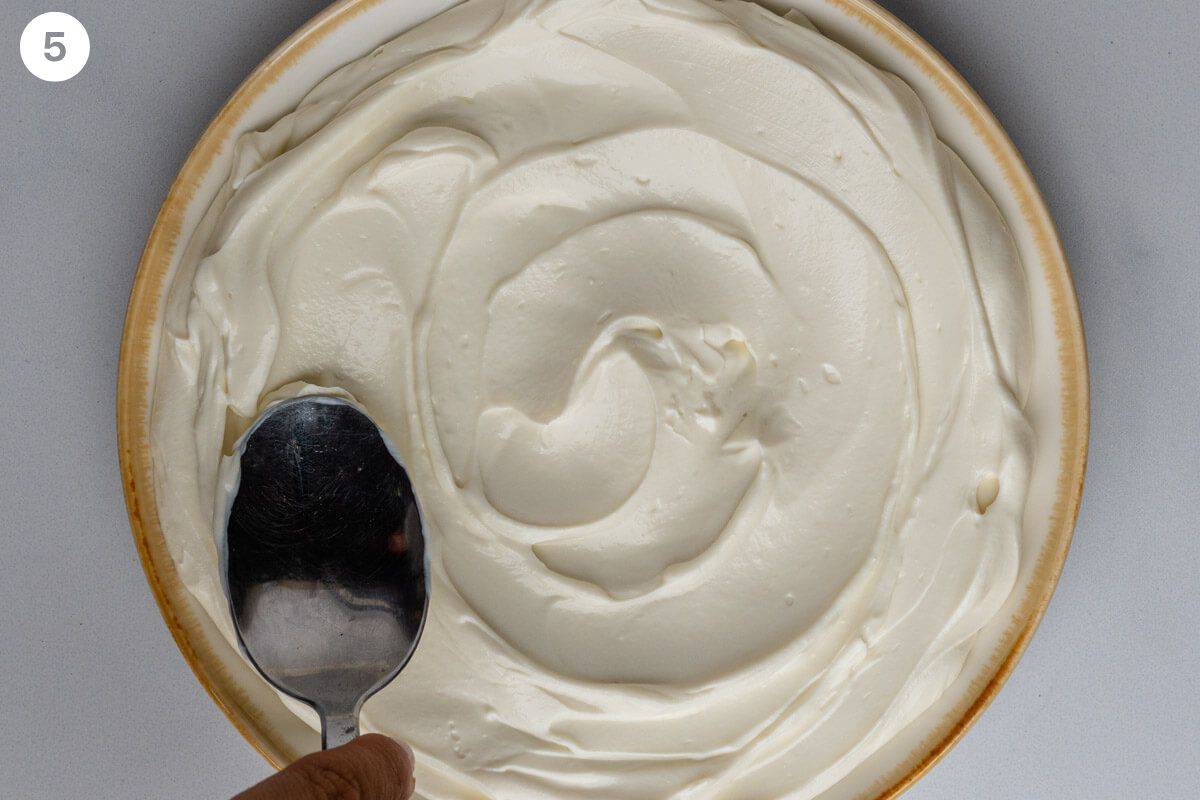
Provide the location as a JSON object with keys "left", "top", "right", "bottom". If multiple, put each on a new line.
{"left": 224, "top": 396, "right": 428, "bottom": 749}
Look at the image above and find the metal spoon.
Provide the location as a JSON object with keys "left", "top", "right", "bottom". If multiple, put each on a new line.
{"left": 223, "top": 395, "right": 428, "bottom": 749}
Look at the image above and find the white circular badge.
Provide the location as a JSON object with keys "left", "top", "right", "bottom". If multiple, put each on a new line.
{"left": 20, "top": 12, "right": 90, "bottom": 82}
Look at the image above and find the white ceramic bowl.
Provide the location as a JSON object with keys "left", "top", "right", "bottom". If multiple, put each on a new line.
{"left": 117, "top": 1, "right": 1088, "bottom": 796}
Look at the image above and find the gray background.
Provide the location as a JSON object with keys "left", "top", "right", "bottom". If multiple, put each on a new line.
{"left": 1, "top": 0, "right": 1196, "bottom": 797}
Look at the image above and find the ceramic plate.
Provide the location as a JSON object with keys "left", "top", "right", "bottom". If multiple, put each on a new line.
{"left": 117, "top": 1, "right": 1088, "bottom": 796}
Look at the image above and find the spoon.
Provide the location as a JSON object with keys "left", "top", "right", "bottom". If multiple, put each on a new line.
{"left": 223, "top": 395, "right": 429, "bottom": 749}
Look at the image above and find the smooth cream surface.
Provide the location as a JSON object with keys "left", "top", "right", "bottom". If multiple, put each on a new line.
{"left": 151, "top": 0, "right": 1035, "bottom": 797}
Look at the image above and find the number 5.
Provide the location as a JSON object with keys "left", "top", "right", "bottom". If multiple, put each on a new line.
{"left": 44, "top": 31, "right": 66, "bottom": 62}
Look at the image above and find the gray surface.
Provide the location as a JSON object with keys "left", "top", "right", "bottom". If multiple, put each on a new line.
{"left": 0, "top": 0, "right": 1196, "bottom": 797}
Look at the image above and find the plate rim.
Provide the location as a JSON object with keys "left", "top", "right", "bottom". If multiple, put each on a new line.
{"left": 115, "top": 0, "right": 1089, "bottom": 796}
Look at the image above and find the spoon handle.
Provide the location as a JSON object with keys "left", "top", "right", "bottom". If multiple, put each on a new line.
{"left": 321, "top": 708, "right": 360, "bottom": 750}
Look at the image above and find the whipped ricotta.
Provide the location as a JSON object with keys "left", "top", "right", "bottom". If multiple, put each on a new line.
{"left": 151, "top": 0, "right": 1035, "bottom": 797}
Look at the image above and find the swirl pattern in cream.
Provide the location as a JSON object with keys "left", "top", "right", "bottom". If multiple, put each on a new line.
{"left": 150, "top": 0, "right": 1036, "bottom": 797}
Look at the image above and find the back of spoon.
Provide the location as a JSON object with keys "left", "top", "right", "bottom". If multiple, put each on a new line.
{"left": 223, "top": 396, "right": 428, "bottom": 749}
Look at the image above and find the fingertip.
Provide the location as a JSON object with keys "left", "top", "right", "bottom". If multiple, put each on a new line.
{"left": 355, "top": 733, "right": 412, "bottom": 765}
{"left": 351, "top": 733, "right": 416, "bottom": 797}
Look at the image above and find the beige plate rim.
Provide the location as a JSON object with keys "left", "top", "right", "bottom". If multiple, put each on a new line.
{"left": 116, "top": 0, "right": 1089, "bottom": 796}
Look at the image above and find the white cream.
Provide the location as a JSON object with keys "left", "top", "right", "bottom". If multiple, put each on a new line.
{"left": 150, "top": 0, "right": 1035, "bottom": 797}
